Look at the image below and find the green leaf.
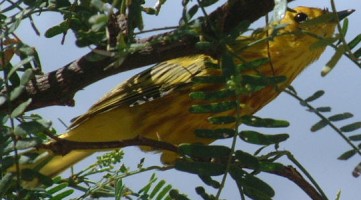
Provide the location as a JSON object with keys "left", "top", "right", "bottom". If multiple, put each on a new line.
{"left": 139, "top": 174, "right": 157, "bottom": 194}
{"left": 9, "top": 85, "right": 25, "bottom": 101}
{"left": 302, "top": 12, "right": 336, "bottom": 26}
{"left": 316, "top": 106, "right": 331, "bottom": 112}
{"left": 340, "top": 18, "right": 349, "bottom": 36}
{"left": 305, "top": 90, "right": 324, "bottom": 102}
{"left": 238, "top": 58, "right": 269, "bottom": 71}
{"left": 234, "top": 150, "right": 259, "bottom": 169}
{"left": 241, "top": 75, "right": 286, "bottom": 89}
{"left": 349, "top": 134, "right": 361, "bottom": 141}
{"left": 328, "top": 112, "right": 353, "bottom": 121}
{"left": 221, "top": 53, "right": 236, "bottom": 77}
{"left": 338, "top": 149, "right": 356, "bottom": 160}
{"left": 207, "top": 116, "right": 235, "bottom": 124}
{"left": 0, "top": 95, "right": 6, "bottom": 106}
{"left": 240, "top": 115, "right": 289, "bottom": 128}
{"left": 8, "top": 15, "right": 21, "bottom": 33}
{"left": 10, "top": 98, "right": 32, "bottom": 118}
{"left": 311, "top": 119, "right": 328, "bottom": 132}
{"left": 175, "top": 160, "right": 225, "bottom": 176}
{"left": 155, "top": 184, "right": 172, "bottom": 200}
{"left": 50, "top": 189, "right": 74, "bottom": 200}
{"left": 348, "top": 33, "right": 361, "bottom": 50}
{"left": 187, "top": 5, "right": 199, "bottom": 20}
{"left": 15, "top": 138, "right": 41, "bottom": 150}
{"left": 230, "top": 167, "right": 274, "bottom": 199}
{"left": 340, "top": 122, "right": 361, "bottom": 132}
{"left": 258, "top": 162, "right": 284, "bottom": 172}
{"left": 199, "top": 175, "right": 220, "bottom": 188}
{"left": 20, "top": 68, "right": 34, "bottom": 85}
{"left": 45, "top": 21, "right": 69, "bottom": 38}
{"left": 354, "top": 47, "right": 361, "bottom": 58}
{"left": 195, "top": 186, "right": 215, "bottom": 200}
{"left": 115, "top": 179, "right": 124, "bottom": 200}
{"left": 189, "top": 89, "right": 234, "bottom": 100}
{"left": 149, "top": 180, "right": 166, "bottom": 198}
{"left": 21, "top": 168, "right": 53, "bottom": 186}
{"left": 190, "top": 101, "right": 237, "bottom": 113}
{"left": 89, "top": 14, "right": 108, "bottom": 31}
{"left": 192, "top": 75, "right": 226, "bottom": 84}
{"left": 239, "top": 130, "right": 289, "bottom": 145}
{"left": 321, "top": 45, "right": 345, "bottom": 76}
{"left": 14, "top": 120, "right": 52, "bottom": 136}
{"left": 198, "top": 0, "right": 218, "bottom": 7}
{"left": 178, "top": 144, "right": 231, "bottom": 158}
{"left": 169, "top": 189, "right": 190, "bottom": 200}
{"left": 195, "top": 128, "right": 235, "bottom": 139}
{"left": 310, "top": 37, "right": 338, "bottom": 50}
{"left": 0, "top": 173, "right": 13, "bottom": 196}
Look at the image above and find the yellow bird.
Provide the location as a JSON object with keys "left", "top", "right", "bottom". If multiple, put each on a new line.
{"left": 10, "top": 6, "right": 353, "bottom": 186}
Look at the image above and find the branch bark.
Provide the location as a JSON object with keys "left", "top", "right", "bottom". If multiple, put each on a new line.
{"left": 0, "top": 0, "right": 293, "bottom": 112}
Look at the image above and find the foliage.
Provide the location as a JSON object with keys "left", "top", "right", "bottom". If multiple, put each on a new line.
{"left": 0, "top": 0, "right": 360, "bottom": 199}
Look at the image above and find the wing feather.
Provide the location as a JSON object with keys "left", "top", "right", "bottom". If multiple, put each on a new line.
{"left": 69, "top": 55, "right": 208, "bottom": 128}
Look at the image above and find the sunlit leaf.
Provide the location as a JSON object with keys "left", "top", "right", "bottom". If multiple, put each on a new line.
{"left": 20, "top": 68, "right": 34, "bottom": 85}
{"left": 10, "top": 99, "right": 32, "bottom": 118}
{"left": 321, "top": 45, "right": 345, "bottom": 76}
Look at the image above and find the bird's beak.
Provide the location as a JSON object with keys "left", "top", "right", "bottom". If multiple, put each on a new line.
{"left": 336, "top": 9, "right": 355, "bottom": 21}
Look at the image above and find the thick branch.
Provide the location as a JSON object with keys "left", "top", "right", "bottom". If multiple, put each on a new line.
{"left": 0, "top": 0, "right": 293, "bottom": 112}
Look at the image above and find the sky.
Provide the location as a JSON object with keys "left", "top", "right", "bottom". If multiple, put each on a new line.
{"left": 12, "top": 0, "right": 361, "bottom": 199}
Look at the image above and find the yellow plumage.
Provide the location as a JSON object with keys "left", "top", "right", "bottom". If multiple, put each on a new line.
{"left": 10, "top": 6, "right": 349, "bottom": 186}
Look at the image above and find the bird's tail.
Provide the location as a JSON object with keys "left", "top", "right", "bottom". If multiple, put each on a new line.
{"left": 8, "top": 147, "right": 94, "bottom": 188}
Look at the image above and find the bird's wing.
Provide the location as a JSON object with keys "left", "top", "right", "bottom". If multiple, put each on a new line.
{"left": 69, "top": 55, "right": 208, "bottom": 128}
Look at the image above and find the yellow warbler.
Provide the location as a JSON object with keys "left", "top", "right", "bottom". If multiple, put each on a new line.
{"left": 10, "top": 7, "right": 353, "bottom": 186}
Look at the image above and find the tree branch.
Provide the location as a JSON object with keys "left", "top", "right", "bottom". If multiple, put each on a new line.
{"left": 40, "top": 136, "right": 178, "bottom": 155}
{"left": 270, "top": 165, "right": 325, "bottom": 200}
{"left": 0, "top": 0, "right": 293, "bottom": 112}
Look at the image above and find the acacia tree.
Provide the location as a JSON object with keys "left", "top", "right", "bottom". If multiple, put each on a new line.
{"left": 0, "top": 0, "right": 361, "bottom": 199}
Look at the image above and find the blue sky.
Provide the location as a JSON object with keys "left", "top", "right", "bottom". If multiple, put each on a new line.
{"left": 14, "top": 0, "right": 361, "bottom": 199}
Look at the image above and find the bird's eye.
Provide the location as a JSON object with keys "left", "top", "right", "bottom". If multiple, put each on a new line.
{"left": 294, "top": 13, "right": 308, "bottom": 23}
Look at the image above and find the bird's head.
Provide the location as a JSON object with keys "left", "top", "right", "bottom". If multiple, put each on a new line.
{"left": 274, "top": 6, "right": 354, "bottom": 40}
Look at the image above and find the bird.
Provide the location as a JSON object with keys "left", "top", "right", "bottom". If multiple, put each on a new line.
{"left": 8, "top": 6, "right": 354, "bottom": 187}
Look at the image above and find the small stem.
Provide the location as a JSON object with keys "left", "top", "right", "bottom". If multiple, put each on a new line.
{"left": 285, "top": 88, "right": 361, "bottom": 156}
